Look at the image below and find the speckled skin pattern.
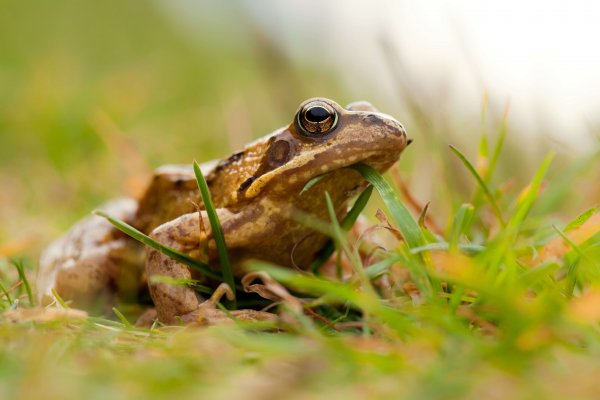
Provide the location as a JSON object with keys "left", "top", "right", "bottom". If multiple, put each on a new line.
{"left": 37, "top": 98, "right": 408, "bottom": 324}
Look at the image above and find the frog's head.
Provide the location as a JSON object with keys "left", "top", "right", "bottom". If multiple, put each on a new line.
{"left": 244, "top": 97, "right": 409, "bottom": 199}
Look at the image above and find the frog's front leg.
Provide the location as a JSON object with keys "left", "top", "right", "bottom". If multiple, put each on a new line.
{"left": 146, "top": 209, "right": 239, "bottom": 324}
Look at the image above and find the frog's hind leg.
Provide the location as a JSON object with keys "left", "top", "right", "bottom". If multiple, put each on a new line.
{"left": 37, "top": 199, "right": 145, "bottom": 310}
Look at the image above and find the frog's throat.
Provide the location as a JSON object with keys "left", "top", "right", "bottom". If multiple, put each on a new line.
{"left": 244, "top": 150, "right": 380, "bottom": 199}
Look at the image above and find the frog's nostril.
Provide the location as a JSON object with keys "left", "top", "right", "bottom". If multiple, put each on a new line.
{"left": 363, "top": 114, "right": 379, "bottom": 123}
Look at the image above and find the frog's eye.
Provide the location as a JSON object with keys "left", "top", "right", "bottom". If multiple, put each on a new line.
{"left": 296, "top": 101, "right": 338, "bottom": 137}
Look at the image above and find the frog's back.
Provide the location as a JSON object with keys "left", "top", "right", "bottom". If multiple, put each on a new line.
{"left": 133, "top": 137, "right": 271, "bottom": 233}
{"left": 134, "top": 165, "right": 200, "bottom": 233}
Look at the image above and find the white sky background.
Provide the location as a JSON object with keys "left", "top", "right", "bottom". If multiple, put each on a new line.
{"left": 160, "top": 0, "right": 600, "bottom": 150}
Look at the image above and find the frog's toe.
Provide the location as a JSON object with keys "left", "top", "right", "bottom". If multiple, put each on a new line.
{"left": 135, "top": 307, "right": 158, "bottom": 327}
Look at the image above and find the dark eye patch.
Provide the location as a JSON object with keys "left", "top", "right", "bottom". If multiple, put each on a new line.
{"left": 267, "top": 140, "right": 291, "bottom": 168}
{"left": 238, "top": 139, "right": 294, "bottom": 196}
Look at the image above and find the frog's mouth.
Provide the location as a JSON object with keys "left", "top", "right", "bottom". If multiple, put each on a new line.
{"left": 244, "top": 147, "right": 398, "bottom": 199}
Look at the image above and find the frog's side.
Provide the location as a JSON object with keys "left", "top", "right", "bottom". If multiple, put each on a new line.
{"left": 37, "top": 98, "right": 408, "bottom": 324}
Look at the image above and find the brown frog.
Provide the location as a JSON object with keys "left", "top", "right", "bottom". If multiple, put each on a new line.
{"left": 37, "top": 98, "right": 409, "bottom": 324}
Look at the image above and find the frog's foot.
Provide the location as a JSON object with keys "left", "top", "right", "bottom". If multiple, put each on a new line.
{"left": 183, "top": 284, "right": 277, "bottom": 326}
{"left": 135, "top": 307, "right": 158, "bottom": 327}
{"left": 146, "top": 210, "right": 276, "bottom": 325}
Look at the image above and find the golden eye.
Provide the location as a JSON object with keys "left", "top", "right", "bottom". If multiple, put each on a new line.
{"left": 296, "top": 101, "right": 338, "bottom": 136}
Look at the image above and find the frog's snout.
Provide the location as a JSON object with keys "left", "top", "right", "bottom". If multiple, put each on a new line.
{"left": 384, "top": 117, "right": 406, "bottom": 138}
{"left": 362, "top": 112, "right": 407, "bottom": 142}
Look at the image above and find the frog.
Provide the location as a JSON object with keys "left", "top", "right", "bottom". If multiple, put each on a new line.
{"left": 37, "top": 97, "right": 409, "bottom": 324}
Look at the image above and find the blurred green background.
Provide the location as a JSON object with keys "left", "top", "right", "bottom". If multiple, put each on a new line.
{"left": 0, "top": 0, "right": 345, "bottom": 246}
{"left": 0, "top": 0, "right": 598, "bottom": 258}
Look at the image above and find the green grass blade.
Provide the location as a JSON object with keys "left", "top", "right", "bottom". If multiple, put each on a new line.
{"left": 486, "top": 153, "right": 555, "bottom": 273}
{"left": 51, "top": 288, "right": 69, "bottom": 309}
{"left": 310, "top": 185, "right": 373, "bottom": 273}
{"left": 579, "top": 231, "right": 600, "bottom": 250}
{"left": 350, "top": 163, "right": 425, "bottom": 249}
{"left": 507, "top": 152, "right": 554, "bottom": 230}
{"left": 552, "top": 224, "right": 597, "bottom": 267}
{"left": 535, "top": 151, "right": 598, "bottom": 214}
{"left": 487, "top": 108, "right": 508, "bottom": 183}
{"left": 473, "top": 110, "right": 508, "bottom": 209}
{"left": 0, "top": 280, "right": 13, "bottom": 306}
{"left": 341, "top": 185, "right": 374, "bottom": 231}
{"left": 478, "top": 134, "right": 489, "bottom": 164}
{"left": 94, "top": 210, "right": 222, "bottom": 281}
{"left": 564, "top": 207, "right": 598, "bottom": 232}
{"left": 112, "top": 307, "right": 133, "bottom": 328}
{"left": 473, "top": 134, "right": 489, "bottom": 207}
{"left": 324, "top": 192, "right": 367, "bottom": 279}
{"left": 519, "top": 261, "right": 560, "bottom": 287}
{"left": 300, "top": 174, "right": 328, "bottom": 195}
{"left": 149, "top": 275, "right": 213, "bottom": 295}
{"left": 409, "top": 242, "right": 485, "bottom": 254}
{"left": 449, "top": 145, "right": 506, "bottom": 227}
{"left": 193, "top": 161, "right": 236, "bottom": 309}
{"left": 364, "top": 255, "right": 402, "bottom": 279}
{"left": 448, "top": 203, "right": 475, "bottom": 249}
{"left": 11, "top": 259, "right": 34, "bottom": 306}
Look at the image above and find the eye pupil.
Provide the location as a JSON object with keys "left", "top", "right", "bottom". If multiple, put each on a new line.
{"left": 305, "top": 106, "right": 330, "bottom": 123}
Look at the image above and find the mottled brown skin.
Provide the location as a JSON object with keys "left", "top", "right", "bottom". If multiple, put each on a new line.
{"left": 37, "top": 98, "right": 408, "bottom": 324}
